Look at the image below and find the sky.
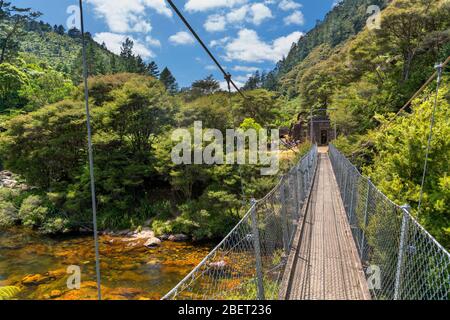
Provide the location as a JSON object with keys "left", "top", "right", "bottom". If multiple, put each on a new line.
{"left": 13, "top": 0, "right": 340, "bottom": 88}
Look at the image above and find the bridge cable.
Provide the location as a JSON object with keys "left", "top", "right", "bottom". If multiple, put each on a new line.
{"left": 225, "top": 77, "right": 247, "bottom": 203}
{"left": 166, "top": 0, "right": 246, "bottom": 99}
{"left": 387, "top": 55, "right": 450, "bottom": 125}
{"left": 79, "top": 0, "right": 102, "bottom": 300}
{"left": 417, "top": 63, "right": 444, "bottom": 217}
{"left": 166, "top": 0, "right": 299, "bottom": 201}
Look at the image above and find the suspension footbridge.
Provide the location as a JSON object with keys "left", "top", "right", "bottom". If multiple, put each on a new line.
{"left": 162, "top": 145, "right": 450, "bottom": 301}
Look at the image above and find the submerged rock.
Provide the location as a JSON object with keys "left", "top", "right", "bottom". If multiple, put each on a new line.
{"left": 50, "top": 290, "right": 62, "bottom": 298}
{"left": 21, "top": 274, "right": 51, "bottom": 286}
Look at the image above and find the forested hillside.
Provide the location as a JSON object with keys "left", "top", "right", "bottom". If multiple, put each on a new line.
{"left": 0, "top": 0, "right": 449, "bottom": 247}
{"left": 271, "top": 0, "right": 449, "bottom": 246}
{"left": 262, "top": 0, "right": 388, "bottom": 92}
{"left": 0, "top": 1, "right": 297, "bottom": 239}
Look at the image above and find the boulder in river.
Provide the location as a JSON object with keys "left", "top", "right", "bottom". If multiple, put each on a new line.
{"left": 144, "top": 237, "right": 161, "bottom": 248}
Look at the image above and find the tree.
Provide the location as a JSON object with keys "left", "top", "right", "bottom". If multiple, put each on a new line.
{"left": 376, "top": 0, "right": 450, "bottom": 81}
{"left": 0, "top": 62, "right": 28, "bottom": 111}
{"left": 233, "top": 89, "right": 282, "bottom": 127}
{"left": 67, "top": 27, "right": 81, "bottom": 38}
{"left": 183, "top": 74, "right": 220, "bottom": 101}
{"left": 147, "top": 61, "right": 159, "bottom": 78}
{"left": 55, "top": 24, "right": 65, "bottom": 35}
{"left": 242, "top": 71, "right": 262, "bottom": 91}
{"left": 120, "top": 37, "right": 136, "bottom": 73}
{"left": 191, "top": 75, "right": 220, "bottom": 95}
{"left": 365, "top": 80, "right": 450, "bottom": 247}
{"left": 159, "top": 67, "right": 178, "bottom": 94}
{"left": 0, "top": 1, "right": 41, "bottom": 63}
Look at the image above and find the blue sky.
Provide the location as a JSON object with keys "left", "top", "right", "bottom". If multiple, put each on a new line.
{"left": 14, "top": 0, "right": 339, "bottom": 88}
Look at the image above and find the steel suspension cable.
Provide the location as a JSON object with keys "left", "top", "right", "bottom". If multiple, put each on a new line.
{"left": 387, "top": 55, "right": 450, "bottom": 124}
{"left": 417, "top": 63, "right": 444, "bottom": 217}
{"left": 166, "top": 0, "right": 246, "bottom": 99}
{"left": 225, "top": 78, "right": 247, "bottom": 203}
{"left": 79, "top": 0, "right": 102, "bottom": 300}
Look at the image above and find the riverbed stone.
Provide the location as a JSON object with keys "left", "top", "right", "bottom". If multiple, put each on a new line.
{"left": 168, "top": 234, "right": 189, "bottom": 242}
{"left": 21, "top": 274, "right": 51, "bottom": 286}
{"left": 144, "top": 237, "right": 161, "bottom": 248}
{"left": 50, "top": 290, "right": 62, "bottom": 298}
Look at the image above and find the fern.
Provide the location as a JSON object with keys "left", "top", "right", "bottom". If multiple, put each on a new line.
{"left": 0, "top": 286, "right": 21, "bottom": 300}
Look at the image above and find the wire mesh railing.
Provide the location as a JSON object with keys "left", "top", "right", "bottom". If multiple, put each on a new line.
{"left": 329, "top": 144, "right": 450, "bottom": 300}
{"left": 162, "top": 145, "right": 319, "bottom": 300}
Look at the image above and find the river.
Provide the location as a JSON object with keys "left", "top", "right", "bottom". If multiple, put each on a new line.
{"left": 0, "top": 227, "right": 212, "bottom": 300}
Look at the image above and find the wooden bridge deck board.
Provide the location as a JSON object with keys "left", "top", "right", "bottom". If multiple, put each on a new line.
{"left": 285, "top": 149, "right": 370, "bottom": 300}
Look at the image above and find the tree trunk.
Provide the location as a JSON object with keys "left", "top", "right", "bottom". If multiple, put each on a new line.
{"left": 403, "top": 51, "right": 414, "bottom": 82}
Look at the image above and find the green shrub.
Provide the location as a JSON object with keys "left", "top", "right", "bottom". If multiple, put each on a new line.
{"left": 39, "top": 217, "right": 70, "bottom": 234}
{"left": 18, "top": 195, "right": 48, "bottom": 227}
{"left": 151, "top": 219, "right": 174, "bottom": 235}
{"left": 0, "top": 201, "right": 18, "bottom": 227}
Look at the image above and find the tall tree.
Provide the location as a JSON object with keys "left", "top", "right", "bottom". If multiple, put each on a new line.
{"left": 147, "top": 61, "right": 159, "bottom": 78}
{"left": 120, "top": 37, "right": 136, "bottom": 73}
{"left": 376, "top": 0, "right": 450, "bottom": 81}
{"left": 242, "top": 71, "right": 262, "bottom": 91}
{"left": 191, "top": 75, "right": 220, "bottom": 95}
{"left": 159, "top": 67, "right": 178, "bottom": 94}
{"left": 0, "top": 1, "right": 41, "bottom": 63}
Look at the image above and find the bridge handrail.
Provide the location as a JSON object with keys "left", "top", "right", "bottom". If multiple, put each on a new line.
{"left": 329, "top": 144, "right": 450, "bottom": 300}
{"left": 162, "top": 145, "right": 319, "bottom": 300}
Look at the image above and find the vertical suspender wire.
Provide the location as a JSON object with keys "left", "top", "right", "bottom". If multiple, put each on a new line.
{"left": 417, "top": 63, "right": 443, "bottom": 217}
{"left": 79, "top": 0, "right": 102, "bottom": 300}
{"left": 225, "top": 75, "right": 246, "bottom": 204}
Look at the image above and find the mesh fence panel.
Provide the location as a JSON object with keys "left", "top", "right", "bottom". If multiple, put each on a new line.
{"left": 162, "top": 145, "right": 319, "bottom": 300}
{"left": 329, "top": 144, "right": 450, "bottom": 300}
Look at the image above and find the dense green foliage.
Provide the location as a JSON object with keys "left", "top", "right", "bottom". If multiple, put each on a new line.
{"left": 262, "top": 0, "right": 388, "bottom": 91}
{"left": 0, "top": 69, "right": 295, "bottom": 238}
{"left": 0, "top": 0, "right": 449, "bottom": 247}
{"left": 365, "top": 80, "right": 450, "bottom": 247}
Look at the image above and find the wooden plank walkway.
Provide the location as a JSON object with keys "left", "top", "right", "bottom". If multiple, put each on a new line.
{"left": 282, "top": 148, "right": 370, "bottom": 300}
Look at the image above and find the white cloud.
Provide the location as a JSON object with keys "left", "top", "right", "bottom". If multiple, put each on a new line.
{"left": 185, "top": 0, "right": 247, "bottom": 12}
{"left": 271, "top": 31, "right": 303, "bottom": 59}
{"left": 220, "top": 3, "right": 272, "bottom": 29}
{"left": 226, "top": 5, "right": 249, "bottom": 23}
{"left": 145, "top": 36, "right": 161, "bottom": 47}
{"left": 86, "top": 0, "right": 171, "bottom": 33}
{"left": 219, "top": 80, "right": 245, "bottom": 91}
{"left": 249, "top": 3, "right": 272, "bottom": 25}
{"left": 224, "top": 29, "right": 302, "bottom": 63}
{"left": 210, "top": 37, "right": 231, "bottom": 47}
{"left": 233, "top": 65, "right": 259, "bottom": 72}
{"left": 279, "top": 0, "right": 302, "bottom": 11}
{"left": 284, "top": 10, "right": 305, "bottom": 25}
{"left": 204, "top": 14, "right": 227, "bottom": 32}
{"left": 93, "top": 32, "right": 154, "bottom": 58}
{"left": 205, "top": 65, "right": 218, "bottom": 71}
{"left": 169, "top": 31, "right": 195, "bottom": 45}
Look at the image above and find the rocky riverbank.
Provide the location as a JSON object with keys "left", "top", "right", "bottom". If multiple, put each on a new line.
{"left": 102, "top": 227, "right": 190, "bottom": 249}
{"left": 0, "top": 227, "right": 212, "bottom": 300}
